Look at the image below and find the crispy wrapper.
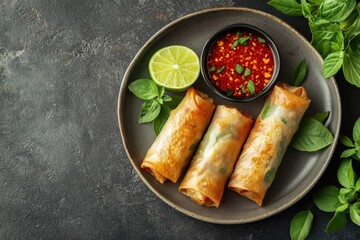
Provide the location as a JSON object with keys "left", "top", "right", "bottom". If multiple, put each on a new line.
{"left": 141, "top": 87, "right": 215, "bottom": 183}
{"left": 228, "top": 82, "right": 311, "bottom": 206}
{"left": 179, "top": 105, "right": 253, "bottom": 207}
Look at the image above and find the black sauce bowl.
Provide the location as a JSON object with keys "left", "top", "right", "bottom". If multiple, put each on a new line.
{"left": 201, "top": 24, "right": 280, "bottom": 102}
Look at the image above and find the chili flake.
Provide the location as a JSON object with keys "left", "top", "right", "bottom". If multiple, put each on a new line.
{"left": 207, "top": 29, "right": 275, "bottom": 98}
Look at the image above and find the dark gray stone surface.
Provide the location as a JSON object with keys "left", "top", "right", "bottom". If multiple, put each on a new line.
{"left": 1, "top": 0, "right": 360, "bottom": 239}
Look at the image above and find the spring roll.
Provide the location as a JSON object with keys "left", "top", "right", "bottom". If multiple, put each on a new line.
{"left": 179, "top": 105, "right": 253, "bottom": 207}
{"left": 141, "top": 87, "right": 216, "bottom": 184}
{"left": 228, "top": 82, "right": 311, "bottom": 206}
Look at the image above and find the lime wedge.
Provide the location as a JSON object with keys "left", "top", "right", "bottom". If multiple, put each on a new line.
{"left": 149, "top": 45, "right": 200, "bottom": 92}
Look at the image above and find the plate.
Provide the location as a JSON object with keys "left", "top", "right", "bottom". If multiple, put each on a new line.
{"left": 117, "top": 7, "right": 341, "bottom": 224}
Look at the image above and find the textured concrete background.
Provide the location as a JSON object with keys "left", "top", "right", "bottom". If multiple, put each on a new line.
{"left": 1, "top": 0, "right": 360, "bottom": 239}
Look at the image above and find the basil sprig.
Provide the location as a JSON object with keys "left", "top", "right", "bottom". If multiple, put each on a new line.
{"left": 291, "top": 117, "right": 360, "bottom": 238}
{"left": 313, "top": 158, "right": 360, "bottom": 233}
{"left": 128, "top": 79, "right": 182, "bottom": 135}
{"left": 268, "top": 0, "right": 360, "bottom": 87}
{"left": 340, "top": 117, "right": 360, "bottom": 160}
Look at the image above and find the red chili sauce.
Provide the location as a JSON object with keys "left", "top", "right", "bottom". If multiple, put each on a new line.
{"left": 207, "top": 30, "right": 275, "bottom": 98}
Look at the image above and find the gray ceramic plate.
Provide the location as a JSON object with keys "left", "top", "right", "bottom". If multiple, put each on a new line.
{"left": 117, "top": 7, "right": 341, "bottom": 224}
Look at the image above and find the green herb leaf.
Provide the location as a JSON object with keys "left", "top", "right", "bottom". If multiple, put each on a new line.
{"left": 291, "top": 118, "right": 334, "bottom": 152}
{"left": 322, "top": 51, "right": 344, "bottom": 78}
{"left": 261, "top": 101, "right": 277, "bottom": 120}
{"left": 239, "top": 36, "right": 251, "bottom": 46}
{"left": 312, "top": 111, "right": 330, "bottom": 124}
{"left": 290, "top": 210, "right": 313, "bottom": 240}
{"left": 353, "top": 118, "right": 360, "bottom": 144}
{"left": 319, "top": 0, "right": 356, "bottom": 22}
{"left": 313, "top": 185, "right": 341, "bottom": 212}
{"left": 247, "top": 80, "right": 255, "bottom": 94}
{"left": 326, "top": 211, "right": 347, "bottom": 233}
{"left": 153, "top": 105, "right": 171, "bottom": 135}
{"left": 336, "top": 203, "right": 349, "bottom": 213}
{"left": 258, "top": 37, "right": 266, "bottom": 43}
{"left": 244, "top": 68, "right": 251, "bottom": 77}
{"left": 231, "top": 40, "right": 239, "bottom": 49}
{"left": 301, "top": 0, "right": 312, "bottom": 18}
{"left": 138, "top": 100, "right": 161, "bottom": 124}
{"left": 340, "top": 134, "right": 355, "bottom": 147}
{"left": 341, "top": 148, "right": 358, "bottom": 158}
{"left": 219, "top": 167, "right": 227, "bottom": 175}
{"left": 236, "top": 64, "right": 243, "bottom": 74}
{"left": 264, "top": 167, "right": 276, "bottom": 183}
{"left": 226, "top": 89, "right": 234, "bottom": 96}
{"left": 128, "top": 79, "right": 159, "bottom": 100}
{"left": 162, "top": 95, "right": 172, "bottom": 102}
{"left": 350, "top": 202, "right": 360, "bottom": 226}
{"left": 339, "top": 187, "right": 356, "bottom": 204}
{"left": 159, "top": 86, "right": 165, "bottom": 98}
{"left": 268, "top": 0, "right": 303, "bottom": 16}
{"left": 343, "top": 36, "right": 360, "bottom": 87}
{"left": 291, "top": 59, "right": 307, "bottom": 86}
{"left": 217, "top": 66, "right": 225, "bottom": 73}
{"left": 209, "top": 66, "right": 216, "bottom": 72}
{"left": 337, "top": 158, "right": 356, "bottom": 189}
{"left": 309, "top": 19, "right": 344, "bottom": 58}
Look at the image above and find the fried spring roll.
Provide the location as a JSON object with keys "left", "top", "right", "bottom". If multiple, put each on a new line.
{"left": 141, "top": 87, "right": 216, "bottom": 184}
{"left": 178, "top": 105, "right": 253, "bottom": 207}
{"left": 228, "top": 82, "right": 311, "bottom": 206}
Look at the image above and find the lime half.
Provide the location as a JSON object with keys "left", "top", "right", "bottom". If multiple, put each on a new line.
{"left": 149, "top": 45, "right": 200, "bottom": 92}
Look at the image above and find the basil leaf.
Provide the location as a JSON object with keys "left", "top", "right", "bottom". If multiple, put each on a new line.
{"left": 340, "top": 8, "right": 360, "bottom": 39}
{"left": 261, "top": 101, "right": 277, "bottom": 120}
{"left": 162, "top": 95, "right": 172, "bottom": 102}
{"left": 291, "top": 118, "right": 334, "bottom": 152}
{"left": 336, "top": 203, "right": 349, "bottom": 213}
{"left": 339, "top": 187, "right": 356, "bottom": 204}
{"left": 340, "top": 148, "right": 358, "bottom": 158}
{"left": 153, "top": 105, "right": 171, "bottom": 135}
{"left": 238, "top": 36, "right": 251, "bottom": 46}
{"left": 322, "top": 51, "right": 344, "bottom": 78}
{"left": 309, "top": 19, "right": 344, "bottom": 58}
{"left": 301, "top": 0, "right": 312, "bottom": 18}
{"left": 350, "top": 202, "right": 360, "bottom": 226}
{"left": 138, "top": 100, "right": 161, "bottom": 124}
{"left": 337, "top": 158, "right": 356, "bottom": 188}
{"left": 313, "top": 185, "right": 341, "bottom": 212}
{"left": 268, "top": 0, "right": 303, "bottom": 16}
{"left": 217, "top": 66, "right": 225, "bottom": 73}
{"left": 231, "top": 40, "right": 239, "bottom": 49}
{"left": 258, "top": 37, "right": 266, "bottom": 43}
{"left": 355, "top": 178, "right": 360, "bottom": 191}
{"left": 343, "top": 36, "right": 360, "bottom": 87}
{"left": 319, "top": 0, "right": 356, "bottom": 22}
{"left": 312, "top": 111, "right": 329, "bottom": 124}
{"left": 236, "top": 64, "right": 243, "bottom": 74}
{"left": 308, "top": 0, "right": 322, "bottom": 7}
{"left": 159, "top": 86, "right": 165, "bottom": 98}
{"left": 340, "top": 134, "right": 355, "bottom": 147}
{"left": 326, "top": 211, "right": 347, "bottom": 233}
{"left": 244, "top": 68, "right": 251, "bottom": 77}
{"left": 247, "top": 80, "right": 255, "bottom": 94}
{"left": 291, "top": 59, "right": 307, "bottom": 86}
{"left": 290, "top": 210, "right": 313, "bottom": 240}
{"left": 128, "top": 79, "right": 159, "bottom": 100}
{"left": 353, "top": 117, "right": 360, "bottom": 144}
{"left": 226, "top": 89, "right": 234, "bottom": 96}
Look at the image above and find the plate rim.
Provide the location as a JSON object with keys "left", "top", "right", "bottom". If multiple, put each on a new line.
{"left": 117, "top": 7, "right": 342, "bottom": 224}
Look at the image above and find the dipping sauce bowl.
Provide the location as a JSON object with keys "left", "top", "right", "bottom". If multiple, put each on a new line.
{"left": 201, "top": 24, "right": 280, "bottom": 102}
